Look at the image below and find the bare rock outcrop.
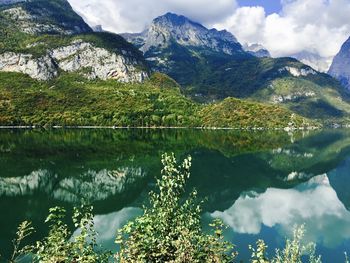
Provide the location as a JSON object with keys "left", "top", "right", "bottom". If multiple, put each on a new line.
{"left": 0, "top": 40, "right": 149, "bottom": 82}
{"left": 0, "top": 52, "right": 58, "bottom": 80}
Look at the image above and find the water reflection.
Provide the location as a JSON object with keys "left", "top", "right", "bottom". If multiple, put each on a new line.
{"left": 212, "top": 174, "right": 350, "bottom": 248}
{"left": 54, "top": 167, "right": 146, "bottom": 203}
{"left": 329, "top": 158, "right": 350, "bottom": 210}
{"left": 0, "top": 129, "right": 350, "bottom": 262}
{"left": 0, "top": 170, "right": 56, "bottom": 197}
{"left": 0, "top": 167, "right": 146, "bottom": 203}
{"left": 73, "top": 207, "right": 142, "bottom": 251}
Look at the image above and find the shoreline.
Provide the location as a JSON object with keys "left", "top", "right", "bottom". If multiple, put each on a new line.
{"left": 0, "top": 125, "right": 324, "bottom": 131}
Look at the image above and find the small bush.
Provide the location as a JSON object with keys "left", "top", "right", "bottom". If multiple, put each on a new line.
{"left": 249, "top": 225, "right": 322, "bottom": 263}
{"left": 115, "top": 153, "right": 236, "bottom": 262}
{"left": 9, "top": 205, "right": 111, "bottom": 263}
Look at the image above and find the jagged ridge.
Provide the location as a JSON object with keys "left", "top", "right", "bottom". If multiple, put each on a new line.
{"left": 122, "top": 12, "right": 243, "bottom": 55}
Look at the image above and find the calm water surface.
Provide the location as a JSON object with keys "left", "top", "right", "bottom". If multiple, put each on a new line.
{"left": 0, "top": 129, "right": 350, "bottom": 262}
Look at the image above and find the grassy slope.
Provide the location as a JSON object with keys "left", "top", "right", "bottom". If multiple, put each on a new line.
{"left": 0, "top": 72, "right": 314, "bottom": 128}
{"left": 198, "top": 97, "right": 313, "bottom": 128}
{"left": 0, "top": 72, "right": 199, "bottom": 127}
{"left": 251, "top": 76, "right": 350, "bottom": 120}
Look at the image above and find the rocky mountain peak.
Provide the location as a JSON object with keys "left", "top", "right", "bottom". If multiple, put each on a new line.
{"left": 328, "top": 36, "right": 350, "bottom": 90}
{"left": 91, "top": 24, "right": 103, "bottom": 32}
{"left": 122, "top": 13, "right": 242, "bottom": 55}
{"left": 244, "top": 43, "right": 271, "bottom": 58}
{"left": 152, "top": 12, "right": 205, "bottom": 29}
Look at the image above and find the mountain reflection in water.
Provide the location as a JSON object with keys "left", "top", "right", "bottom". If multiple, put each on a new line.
{"left": 0, "top": 128, "right": 350, "bottom": 262}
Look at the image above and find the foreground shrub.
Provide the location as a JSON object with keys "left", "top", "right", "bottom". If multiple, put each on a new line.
{"left": 9, "top": 205, "right": 111, "bottom": 263}
{"left": 249, "top": 225, "right": 321, "bottom": 263}
{"left": 115, "top": 153, "right": 235, "bottom": 262}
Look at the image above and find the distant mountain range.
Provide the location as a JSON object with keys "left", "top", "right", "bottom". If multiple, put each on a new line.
{"left": 0, "top": 0, "right": 350, "bottom": 126}
{"left": 122, "top": 13, "right": 350, "bottom": 119}
{"left": 291, "top": 51, "right": 332, "bottom": 73}
{"left": 243, "top": 43, "right": 271, "bottom": 58}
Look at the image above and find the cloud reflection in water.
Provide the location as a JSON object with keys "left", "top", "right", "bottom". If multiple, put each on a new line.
{"left": 72, "top": 207, "right": 142, "bottom": 251}
{"left": 211, "top": 174, "right": 350, "bottom": 248}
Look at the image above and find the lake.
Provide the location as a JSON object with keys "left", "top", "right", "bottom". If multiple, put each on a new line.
{"left": 0, "top": 128, "right": 350, "bottom": 262}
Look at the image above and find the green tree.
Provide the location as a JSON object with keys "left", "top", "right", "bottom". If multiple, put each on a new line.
{"left": 115, "top": 153, "right": 235, "bottom": 263}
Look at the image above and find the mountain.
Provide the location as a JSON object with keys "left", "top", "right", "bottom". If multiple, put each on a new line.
{"left": 122, "top": 12, "right": 243, "bottom": 56}
{"left": 0, "top": 0, "right": 92, "bottom": 35}
{"left": 291, "top": 51, "right": 332, "bottom": 73}
{"left": 122, "top": 12, "right": 248, "bottom": 90}
{"left": 123, "top": 13, "right": 350, "bottom": 120}
{"left": 0, "top": 1, "right": 317, "bottom": 129}
{"left": 243, "top": 43, "right": 270, "bottom": 58}
{"left": 92, "top": 24, "right": 104, "bottom": 32}
{"left": 328, "top": 36, "right": 350, "bottom": 90}
{"left": 0, "top": 0, "right": 149, "bottom": 82}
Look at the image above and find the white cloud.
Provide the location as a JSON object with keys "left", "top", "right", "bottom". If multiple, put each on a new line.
{"left": 68, "top": 0, "right": 237, "bottom": 33}
{"left": 215, "top": 6, "right": 266, "bottom": 45}
{"left": 212, "top": 0, "right": 350, "bottom": 71}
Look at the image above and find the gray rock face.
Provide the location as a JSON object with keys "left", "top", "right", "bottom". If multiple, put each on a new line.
{"left": 244, "top": 44, "right": 270, "bottom": 58}
{"left": 50, "top": 40, "right": 148, "bottom": 82}
{"left": 122, "top": 12, "right": 243, "bottom": 55}
{"left": 272, "top": 91, "right": 316, "bottom": 104}
{"left": 121, "top": 12, "right": 245, "bottom": 83}
{"left": 292, "top": 51, "right": 331, "bottom": 73}
{"left": 0, "top": 40, "right": 149, "bottom": 82}
{"left": 328, "top": 37, "right": 350, "bottom": 90}
{"left": 279, "top": 66, "right": 317, "bottom": 77}
{"left": 0, "top": 52, "right": 58, "bottom": 80}
{"left": 91, "top": 25, "right": 103, "bottom": 32}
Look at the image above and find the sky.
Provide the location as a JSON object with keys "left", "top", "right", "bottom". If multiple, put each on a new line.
{"left": 68, "top": 0, "right": 350, "bottom": 72}
{"left": 237, "top": 0, "right": 282, "bottom": 14}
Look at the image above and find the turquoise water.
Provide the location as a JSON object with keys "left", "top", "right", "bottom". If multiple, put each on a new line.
{"left": 0, "top": 129, "right": 349, "bottom": 262}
